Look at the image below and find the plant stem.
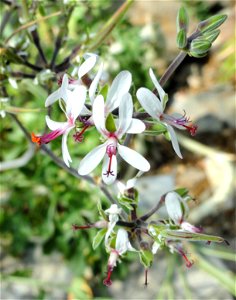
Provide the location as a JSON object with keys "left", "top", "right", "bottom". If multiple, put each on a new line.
{"left": 158, "top": 51, "right": 187, "bottom": 88}
{"left": 140, "top": 194, "right": 165, "bottom": 221}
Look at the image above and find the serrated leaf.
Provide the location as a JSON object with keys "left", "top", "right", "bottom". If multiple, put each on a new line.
{"left": 139, "top": 249, "right": 153, "bottom": 268}
{"left": 177, "top": 29, "right": 187, "bottom": 49}
{"left": 197, "top": 14, "right": 227, "bottom": 34}
{"left": 177, "top": 7, "right": 189, "bottom": 32}
{"left": 92, "top": 228, "right": 107, "bottom": 250}
{"left": 105, "top": 113, "right": 116, "bottom": 132}
{"left": 163, "top": 230, "right": 224, "bottom": 243}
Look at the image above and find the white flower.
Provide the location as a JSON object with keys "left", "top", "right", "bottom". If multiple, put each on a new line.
{"left": 165, "top": 191, "right": 202, "bottom": 233}
{"left": 136, "top": 68, "right": 197, "bottom": 158}
{"left": 45, "top": 54, "right": 98, "bottom": 107}
{"left": 104, "top": 204, "right": 122, "bottom": 249}
{"left": 103, "top": 228, "right": 136, "bottom": 286}
{"left": 32, "top": 85, "right": 87, "bottom": 167}
{"left": 78, "top": 93, "right": 150, "bottom": 184}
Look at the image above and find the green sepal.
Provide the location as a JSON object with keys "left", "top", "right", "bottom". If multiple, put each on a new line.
{"left": 177, "top": 7, "right": 189, "bottom": 32}
{"left": 164, "top": 130, "right": 171, "bottom": 141}
{"left": 203, "top": 29, "right": 221, "bottom": 43}
{"left": 97, "top": 200, "right": 108, "bottom": 221}
{"left": 174, "top": 188, "right": 189, "bottom": 198}
{"left": 162, "top": 94, "right": 169, "bottom": 110}
{"left": 197, "top": 14, "right": 227, "bottom": 34}
{"left": 139, "top": 249, "right": 153, "bottom": 268}
{"left": 105, "top": 113, "right": 116, "bottom": 133}
{"left": 92, "top": 228, "right": 107, "bottom": 250}
{"left": 59, "top": 99, "right": 67, "bottom": 114}
{"left": 162, "top": 230, "right": 225, "bottom": 243}
{"left": 177, "top": 29, "right": 188, "bottom": 49}
{"left": 100, "top": 84, "right": 109, "bottom": 100}
{"left": 190, "top": 38, "right": 212, "bottom": 54}
{"left": 118, "top": 191, "right": 138, "bottom": 211}
{"left": 144, "top": 122, "right": 167, "bottom": 136}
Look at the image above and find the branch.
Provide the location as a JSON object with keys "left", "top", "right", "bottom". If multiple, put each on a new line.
{"left": 139, "top": 194, "right": 166, "bottom": 221}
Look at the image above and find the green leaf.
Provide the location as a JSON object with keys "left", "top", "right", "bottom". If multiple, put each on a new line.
{"left": 97, "top": 200, "right": 108, "bottom": 221}
{"left": 174, "top": 188, "right": 189, "bottom": 198}
{"left": 197, "top": 14, "right": 227, "bottom": 34}
{"left": 177, "top": 7, "right": 189, "bottom": 32}
{"left": 177, "top": 29, "right": 187, "bottom": 49}
{"left": 139, "top": 249, "right": 153, "bottom": 268}
{"left": 92, "top": 228, "right": 107, "bottom": 250}
{"left": 100, "top": 84, "right": 109, "bottom": 99}
{"left": 163, "top": 230, "right": 224, "bottom": 243}
{"left": 105, "top": 113, "right": 116, "bottom": 132}
{"left": 203, "top": 29, "right": 221, "bottom": 43}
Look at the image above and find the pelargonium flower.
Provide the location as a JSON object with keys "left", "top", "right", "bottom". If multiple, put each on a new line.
{"left": 136, "top": 68, "right": 198, "bottom": 158}
{"left": 45, "top": 53, "right": 98, "bottom": 107}
{"left": 78, "top": 93, "right": 150, "bottom": 184}
{"left": 104, "top": 204, "right": 122, "bottom": 249}
{"left": 73, "top": 69, "right": 133, "bottom": 142}
{"left": 103, "top": 228, "right": 136, "bottom": 287}
{"left": 32, "top": 85, "right": 87, "bottom": 167}
{"left": 165, "top": 191, "right": 203, "bottom": 233}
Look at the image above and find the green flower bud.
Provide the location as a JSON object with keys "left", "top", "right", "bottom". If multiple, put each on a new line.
{"left": 203, "top": 29, "right": 221, "bottom": 43}
{"left": 190, "top": 37, "right": 211, "bottom": 55}
{"left": 177, "top": 7, "right": 189, "bottom": 32}
{"left": 177, "top": 28, "right": 188, "bottom": 49}
{"left": 197, "top": 14, "right": 227, "bottom": 34}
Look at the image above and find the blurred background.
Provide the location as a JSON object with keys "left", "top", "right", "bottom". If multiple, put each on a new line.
{"left": 0, "top": 0, "right": 235, "bottom": 299}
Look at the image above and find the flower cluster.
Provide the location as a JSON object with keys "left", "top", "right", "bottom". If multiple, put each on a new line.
{"left": 32, "top": 54, "right": 197, "bottom": 184}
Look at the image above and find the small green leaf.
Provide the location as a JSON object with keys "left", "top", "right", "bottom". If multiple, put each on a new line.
{"left": 203, "top": 29, "right": 221, "bottom": 43}
{"left": 139, "top": 249, "right": 153, "bottom": 268}
{"left": 97, "top": 200, "right": 108, "bottom": 221}
{"left": 177, "top": 29, "right": 187, "bottom": 49}
{"left": 163, "top": 230, "right": 225, "bottom": 243}
{"left": 174, "top": 188, "right": 189, "bottom": 198}
{"left": 177, "top": 7, "right": 189, "bottom": 32}
{"left": 100, "top": 84, "right": 109, "bottom": 99}
{"left": 105, "top": 113, "right": 116, "bottom": 132}
{"left": 197, "top": 14, "right": 227, "bottom": 34}
{"left": 92, "top": 228, "right": 107, "bottom": 250}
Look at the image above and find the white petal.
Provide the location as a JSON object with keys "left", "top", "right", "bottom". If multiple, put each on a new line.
{"left": 60, "top": 74, "right": 69, "bottom": 100}
{"left": 116, "top": 93, "right": 133, "bottom": 138}
{"left": 106, "top": 70, "right": 132, "bottom": 112}
{"left": 152, "top": 241, "right": 160, "bottom": 254}
{"left": 81, "top": 105, "right": 91, "bottom": 115}
{"left": 89, "top": 62, "right": 104, "bottom": 103}
{"left": 165, "top": 192, "right": 183, "bottom": 224}
{"left": 78, "top": 55, "right": 97, "bottom": 79}
{"left": 66, "top": 85, "right": 87, "bottom": 119}
{"left": 136, "top": 88, "right": 163, "bottom": 119}
{"left": 92, "top": 95, "right": 108, "bottom": 136}
{"left": 126, "top": 118, "right": 145, "bottom": 134}
{"left": 117, "top": 144, "right": 150, "bottom": 172}
{"left": 102, "top": 154, "right": 117, "bottom": 185}
{"left": 116, "top": 228, "right": 136, "bottom": 255}
{"left": 62, "top": 128, "right": 73, "bottom": 167}
{"left": 78, "top": 143, "right": 106, "bottom": 175}
{"left": 166, "top": 124, "right": 183, "bottom": 159}
{"left": 149, "top": 68, "right": 166, "bottom": 103}
{"left": 45, "top": 89, "right": 61, "bottom": 107}
{"left": 45, "top": 115, "right": 67, "bottom": 130}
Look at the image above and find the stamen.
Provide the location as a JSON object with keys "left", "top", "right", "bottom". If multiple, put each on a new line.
{"left": 144, "top": 269, "right": 148, "bottom": 286}
{"left": 182, "top": 124, "right": 198, "bottom": 136}
{"left": 31, "top": 133, "right": 41, "bottom": 145}
{"left": 103, "top": 143, "right": 117, "bottom": 177}
{"left": 178, "top": 248, "right": 194, "bottom": 268}
{"left": 103, "top": 266, "right": 113, "bottom": 287}
{"left": 73, "top": 125, "right": 90, "bottom": 142}
{"left": 72, "top": 224, "right": 91, "bottom": 231}
{"left": 31, "top": 129, "right": 64, "bottom": 145}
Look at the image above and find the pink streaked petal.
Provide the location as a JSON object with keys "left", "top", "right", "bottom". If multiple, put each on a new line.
{"left": 116, "top": 93, "right": 133, "bottom": 139}
{"left": 78, "top": 143, "right": 107, "bottom": 175}
{"left": 166, "top": 124, "right": 183, "bottom": 159}
{"left": 165, "top": 192, "right": 183, "bottom": 225}
{"left": 136, "top": 87, "right": 163, "bottom": 119}
{"left": 102, "top": 154, "right": 117, "bottom": 185}
{"left": 181, "top": 222, "right": 203, "bottom": 233}
{"left": 126, "top": 118, "right": 146, "bottom": 134}
{"left": 105, "top": 71, "right": 132, "bottom": 113}
{"left": 92, "top": 95, "right": 108, "bottom": 137}
{"left": 78, "top": 55, "right": 97, "bottom": 79}
{"left": 45, "top": 116, "right": 68, "bottom": 131}
{"left": 117, "top": 144, "right": 150, "bottom": 172}
{"left": 62, "top": 127, "right": 73, "bottom": 167}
